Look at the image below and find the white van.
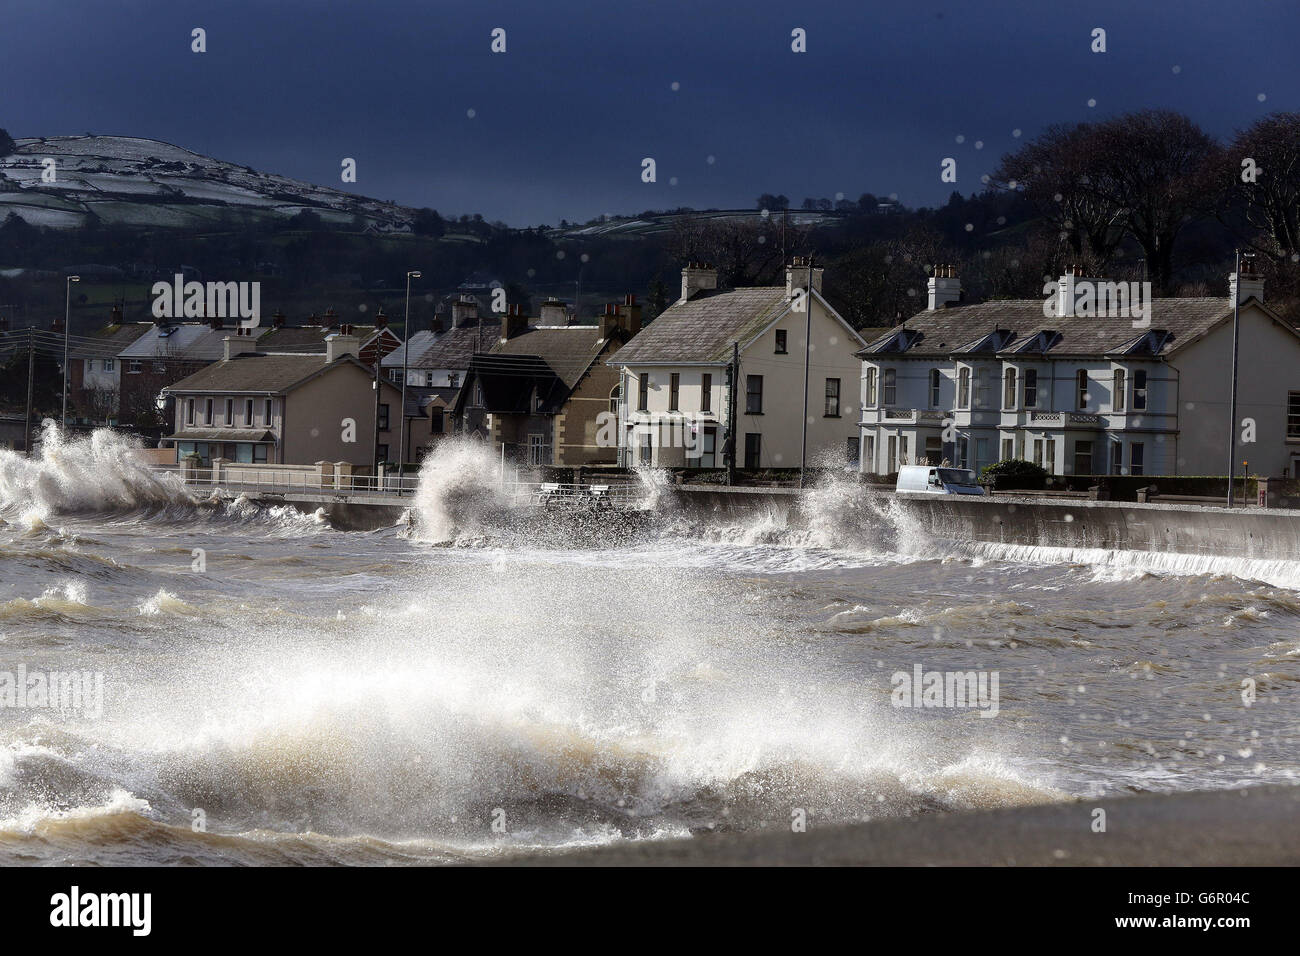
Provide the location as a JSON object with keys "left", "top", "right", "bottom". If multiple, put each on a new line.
{"left": 895, "top": 465, "right": 986, "bottom": 496}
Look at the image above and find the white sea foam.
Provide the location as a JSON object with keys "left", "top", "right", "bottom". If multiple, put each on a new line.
{"left": 0, "top": 424, "right": 192, "bottom": 519}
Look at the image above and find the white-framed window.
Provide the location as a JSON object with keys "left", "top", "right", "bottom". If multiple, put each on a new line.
{"left": 1076, "top": 370, "right": 1089, "bottom": 409}
{"left": 1113, "top": 368, "right": 1126, "bottom": 412}
{"left": 825, "top": 378, "right": 841, "bottom": 417}
{"left": 974, "top": 368, "right": 989, "bottom": 408}
{"left": 103, "top": 358, "right": 114, "bottom": 372}
{"left": 185, "top": 399, "right": 195, "bottom": 426}
{"left": 204, "top": 397, "right": 213, "bottom": 425}
{"left": 528, "top": 433, "right": 550, "bottom": 465}
{"left": 1111, "top": 440, "right": 1124, "bottom": 475}
{"left": 865, "top": 368, "right": 877, "bottom": 406}
{"left": 882, "top": 369, "right": 896, "bottom": 406}
{"left": 929, "top": 368, "right": 941, "bottom": 408}
{"left": 244, "top": 398, "right": 253, "bottom": 427}
{"left": 1001, "top": 437, "right": 1013, "bottom": 461}
{"left": 264, "top": 398, "right": 273, "bottom": 425}
{"left": 958, "top": 367, "right": 971, "bottom": 408}
{"left": 1024, "top": 368, "right": 1037, "bottom": 408}
{"left": 1133, "top": 369, "right": 1147, "bottom": 410}
{"left": 224, "top": 398, "right": 233, "bottom": 425}
{"left": 1130, "top": 442, "right": 1145, "bottom": 476}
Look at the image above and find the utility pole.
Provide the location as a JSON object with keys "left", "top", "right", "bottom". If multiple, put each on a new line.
{"left": 61, "top": 275, "right": 80, "bottom": 430}
{"left": 1226, "top": 249, "right": 1250, "bottom": 508}
{"left": 798, "top": 256, "right": 814, "bottom": 489}
{"left": 25, "top": 328, "right": 35, "bottom": 458}
{"left": 726, "top": 340, "right": 738, "bottom": 485}
{"left": 372, "top": 348, "right": 381, "bottom": 480}
{"left": 399, "top": 270, "right": 421, "bottom": 477}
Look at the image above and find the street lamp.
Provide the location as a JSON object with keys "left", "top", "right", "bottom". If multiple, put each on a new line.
{"left": 1226, "top": 250, "right": 1255, "bottom": 508}
{"left": 62, "top": 275, "right": 80, "bottom": 429}
{"left": 398, "top": 270, "right": 421, "bottom": 479}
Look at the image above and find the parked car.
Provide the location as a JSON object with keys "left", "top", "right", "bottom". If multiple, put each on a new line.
{"left": 895, "top": 465, "right": 986, "bottom": 496}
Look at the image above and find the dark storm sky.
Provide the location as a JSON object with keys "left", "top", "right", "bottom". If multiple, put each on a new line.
{"left": 4, "top": 0, "right": 1296, "bottom": 225}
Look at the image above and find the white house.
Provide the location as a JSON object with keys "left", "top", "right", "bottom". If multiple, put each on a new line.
{"left": 858, "top": 265, "right": 1300, "bottom": 478}
{"left": 609, "top": 259, "right": 867, "bottom": 469}
{"left": 381, "top": 295, "right": 494, "bottom": 389}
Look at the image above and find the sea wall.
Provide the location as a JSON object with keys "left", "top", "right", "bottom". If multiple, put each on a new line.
{"left": 674, "top": 485, "right": 1300, "bottom": 561}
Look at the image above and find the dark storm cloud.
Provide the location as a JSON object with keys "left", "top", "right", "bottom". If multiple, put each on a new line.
{"left": 2, "top": 0, "right": 1295, "bottom": 224}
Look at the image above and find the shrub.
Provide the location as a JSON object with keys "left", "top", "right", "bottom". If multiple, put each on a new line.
{"left": 981, "top": 458, "right": 1048, "bottom": 490}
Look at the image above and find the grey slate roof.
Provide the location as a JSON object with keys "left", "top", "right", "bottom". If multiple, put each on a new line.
{"left": 381, "top": 329, "right": 437, "bottom": 368}
{"left": 415, "top": 324, "right": 493, "bottom": 369}
{"left": 165, "top": 428, "right": 275, "bottom": 442}
{"left": 485, "top": 325, "right": 609, "bottom": 390}
{"left": 161, "top": 352, "right": 337, "bottom": 394}
{"left": 859, "top": 298, "right": 1252, "bottom": 358}
{"left": 255, "top": 325, "right": 387, "bottom": 354}
{"left": 68, "top": 321, "right": 154, "bottom": 358}
{"left": 118, "top": 324, "right": 233, "bottom": 361}
{"left": 611, "top": 287, "right": 790, "bottom": 365}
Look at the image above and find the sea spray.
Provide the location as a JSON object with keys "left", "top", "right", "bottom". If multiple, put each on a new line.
{"left": 413, "top": 439, "right": 517, "bottom": 542}
{"left": 0, "top": 424, "right": 192, "bottom": 518}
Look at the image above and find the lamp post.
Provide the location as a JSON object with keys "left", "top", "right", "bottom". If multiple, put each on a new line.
{"left": 398, "top": 270, "right": 421, "bottom": 480}
{"left": 1226, "top": 250, "right": 1254, "bottom": 508}
{"left": 61, "top": 275, "right": 80, "bottom": 430}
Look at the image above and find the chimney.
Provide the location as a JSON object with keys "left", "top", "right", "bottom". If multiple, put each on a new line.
{"left": 785, "top": 256, "right": 824, "bottom": 297}
{"left": 540, "top": 298, "right": 567, "bottom": 326}
{"left": 272, "top": 310, "right": 286, "bottom": 329}
{"left": 325, "top": 332, "right": 360, "bottom": 363}
{"left": 322, "top": 308, "right": 338, "bottom": 329}
{"left": 430, "top": 314, "right": 444, "bottom": 334}
{"left": 374, "top": 307, "right": 387, "bottom": 329}
{"left": 616, "top": 294, "right": 642, "bottom": 335}
{"left": 500, "top": 303, "right": 529, "bottom": 341}
{"left": 53, "top": 317, "right": 65, "bottom": 333}
{"left": 110, "top": 305, "right": 122, "bottom": 326}
{"left": 598, "top": 302, "right": 620, "bottom": 339}
{"left": 680, "top": 262, "right": 718, "bottom": 303}
{"left": 1229, "top": 262, "right": 1264, "bottom": 305}
{"left": 223, "top": 334, "right": 257, "bottom": 360}
{"left": 928, "top": 264, "right": 963, "bottom": 310}
{"left": 452, "top": 294, "right": 479, "bottom": 329}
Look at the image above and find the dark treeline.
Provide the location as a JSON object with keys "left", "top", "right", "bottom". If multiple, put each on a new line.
{"left": 1, "top": 109, "right": 1298, "bottom": 333}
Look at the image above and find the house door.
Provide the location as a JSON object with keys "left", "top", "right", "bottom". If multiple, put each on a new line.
{"left": 700, "top": 427, "right": 717, "bottom": 468}
{"left": 744, "top": 433, "right": 761, "bottom": 469}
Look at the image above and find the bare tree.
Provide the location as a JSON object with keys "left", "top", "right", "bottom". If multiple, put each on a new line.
{"left": 992, "top": 123, "right": 1127, "bottom": 272}
{"left": 667, "top": 215, "right": 801, "bottom": 287}
{"left": 1083, "top": 110, "right": 1223, "bottom": 293}
{"left": 1229, "top": 112, "right": 1300, "bottom": 261}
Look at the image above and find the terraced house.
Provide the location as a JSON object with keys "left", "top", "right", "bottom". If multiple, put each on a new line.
{"left": 858, "top": 265, "right": 1300, "bottom": 478}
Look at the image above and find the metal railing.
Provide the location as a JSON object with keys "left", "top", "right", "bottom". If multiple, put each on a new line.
{"left": 502, "top": 480, "right": 646, "bottom": 509}
{"left": 148, "top": 464, "right": 422, "bottom": 497}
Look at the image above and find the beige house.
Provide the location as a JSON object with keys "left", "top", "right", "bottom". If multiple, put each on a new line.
{"left": 455, "top": 298, "right": 639, "bottom": 466}
{"left": 161, "top": 333, "right": 402, "bottom": 467}
{"left": 609, "top": 260, "right": 867, "bottom": 469}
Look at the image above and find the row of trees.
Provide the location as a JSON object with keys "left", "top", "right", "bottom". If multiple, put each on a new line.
{"left": 992, "top": 109, "right": 1300, "bottom": 293}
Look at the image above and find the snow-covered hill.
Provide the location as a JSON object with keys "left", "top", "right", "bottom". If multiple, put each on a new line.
{"left": 0, "top": 135, "right": 416, "bottom": 231}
